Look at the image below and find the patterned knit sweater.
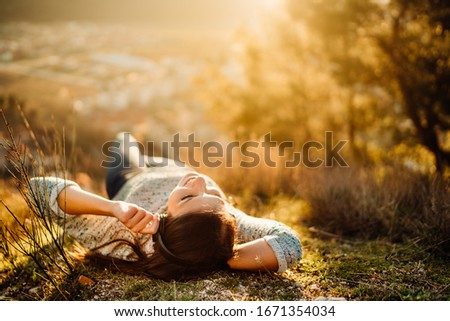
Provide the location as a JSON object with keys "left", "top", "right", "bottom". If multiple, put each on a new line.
{"left": 30, "top": 167, "right": 302, "bottom": 272}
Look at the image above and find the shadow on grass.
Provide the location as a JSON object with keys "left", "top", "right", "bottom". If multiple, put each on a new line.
{"left": 119, "top": 270, "right": 305, "bottom": 301}
{"left": 1, "top": 256, "right": 305, "bottom": 301}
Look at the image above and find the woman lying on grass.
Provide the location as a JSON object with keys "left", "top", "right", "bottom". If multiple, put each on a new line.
{"left": 30, "top": 133, "right": 302, "bottom": 281}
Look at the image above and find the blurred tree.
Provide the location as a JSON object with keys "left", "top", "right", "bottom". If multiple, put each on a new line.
{"left": 198, "top": 22, "right": 339, "bottom": 146}
{"left": 287, "top": 0, "right": 450, "bottom": 171}
{"left": 289, "top": 0, "right": 387, "bottom": 161}
{"left": 199, "top": 0, "right": 449, "bottom": 171}
{"left": 376, "top": 0, "right": 450, "bottom": 171}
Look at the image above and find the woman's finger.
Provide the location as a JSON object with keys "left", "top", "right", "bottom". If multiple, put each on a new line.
{"left": 140, "top": 214, "right": 160, "bottom": 234}
{"left": 125, "top": 207, "right": 146, "bottom": 228}
{"left": 131, "top": 211, "right": 154, "bottom": 233}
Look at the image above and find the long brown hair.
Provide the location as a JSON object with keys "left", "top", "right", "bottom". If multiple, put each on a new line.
{"left": 84, "top": 209, "right": 236, "bottom": 281}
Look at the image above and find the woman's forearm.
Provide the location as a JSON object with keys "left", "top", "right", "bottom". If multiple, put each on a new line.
{"left": 57, "top": 185, "right": 115, "bottom": 216}
{"left": 227, "top": 238, "right": 278, "bottom": 272}
{"left": 56, "top": 185, "right": 159, "bottom": 234}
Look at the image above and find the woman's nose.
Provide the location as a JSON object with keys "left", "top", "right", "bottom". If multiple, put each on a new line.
{"left": 192, "top": 176, "right": 206, "bottom": 191}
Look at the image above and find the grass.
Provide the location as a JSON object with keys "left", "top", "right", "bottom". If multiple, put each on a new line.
{"left": 1, "top": 189, "right": 449, "bottom": 301}
{"left": 296, "top": 235, "right": 449, "bottom": 300}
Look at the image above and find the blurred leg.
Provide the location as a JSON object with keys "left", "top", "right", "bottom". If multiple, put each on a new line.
{"left": 105, "top": 132, "right": 144, "bottom": 199}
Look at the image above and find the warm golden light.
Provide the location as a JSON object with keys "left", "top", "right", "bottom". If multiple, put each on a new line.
{"left": 0, "top": 0, "right": 449, "bottom": 305}
{"left": 262, "top": 0, "right": 282, "bottom": 9}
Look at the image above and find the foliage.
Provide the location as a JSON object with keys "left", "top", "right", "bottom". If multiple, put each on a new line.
{"left": 0, "top": 106, "right": 76, "bottom": 299}
{"left": 199, "top": 0, "right": 450, "bottom": 172}
{"left": 288, "top": 0, "right": 450, "bottom": 171}
{"left": 297, "top": 166, "right": 450, "bottom": 257}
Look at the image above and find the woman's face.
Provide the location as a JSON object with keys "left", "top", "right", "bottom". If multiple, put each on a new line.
{"left": 167, "top": 172, "right": 226, "bottom": 217}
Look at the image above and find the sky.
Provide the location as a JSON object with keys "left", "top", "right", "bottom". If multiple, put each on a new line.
{"left": 0, "top": 0, "right": 283, "bottom": 32}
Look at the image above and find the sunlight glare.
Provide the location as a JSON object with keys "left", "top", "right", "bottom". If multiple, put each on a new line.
{"left": 263, "top": 0, "right": 282, "bottom": 9}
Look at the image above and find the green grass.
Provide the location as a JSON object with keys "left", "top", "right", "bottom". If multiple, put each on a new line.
{"left": 294, "top": 236, "right": 449, "bottom": 300}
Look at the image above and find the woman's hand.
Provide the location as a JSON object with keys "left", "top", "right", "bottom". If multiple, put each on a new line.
{"left": 111, "top": 201, "right": 160, "bottom": 234}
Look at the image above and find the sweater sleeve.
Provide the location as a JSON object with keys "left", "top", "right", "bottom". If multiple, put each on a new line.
{"left": 29, "top": 176, "right": 80, "bottom": 218}
{"left": 225, "top": 203, "right": 302, "bottom": 273}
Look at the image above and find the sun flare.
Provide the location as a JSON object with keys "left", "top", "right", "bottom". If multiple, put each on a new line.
{"left": 262, "top": 0, "right": 282, "bottom": 8}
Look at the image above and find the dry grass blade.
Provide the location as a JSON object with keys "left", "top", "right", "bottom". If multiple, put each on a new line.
{"left": 1, "top": 105, "right": 76, "bottom": 299}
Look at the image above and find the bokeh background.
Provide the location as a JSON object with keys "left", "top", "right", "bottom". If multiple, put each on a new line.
{"left": 0, "top": 0, "right": 449, "bottom": 300}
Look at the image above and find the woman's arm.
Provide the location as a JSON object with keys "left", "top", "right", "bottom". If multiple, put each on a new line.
{"left": 226, "top": 204, "right": 302, "bottom": 273}
{"left": 30, "top": 177, "right": 159, "bottom": 234}
{"left": 227, "top": 239, "right": 278, "bottom": 271}
{"left": 57, "top": 185, "right": 159, "bottom": 234}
